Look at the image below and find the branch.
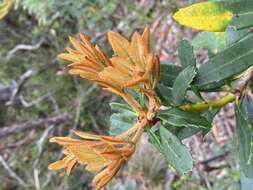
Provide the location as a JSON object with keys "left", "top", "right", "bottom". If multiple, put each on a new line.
{"left": 0, "top": 155, "right": 28, "bottom": 188}
{"left": 6, "top": 69, "right": 36, "bottom": 106}
{"left": 19, "top": 93, "right": 50, "bottom": 108}
{"left": 5, "top": 12, "right": 60, "bottom": 60}
{"left": 0, "top": 115, "right": 68, "bottom": 139}
{"left": 6, "top": 38, "right": 45, "bottom": 60}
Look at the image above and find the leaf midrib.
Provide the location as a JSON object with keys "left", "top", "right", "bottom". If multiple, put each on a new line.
{"left": 198, "top": 47, "right": 253, "bottom": 84}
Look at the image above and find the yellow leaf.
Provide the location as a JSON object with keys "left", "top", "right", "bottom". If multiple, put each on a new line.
{"left": 0, "top": 0, "right": 12, "bottom": 20}
{"left": 173, "top": 2, "right": 233, "bottom": 32}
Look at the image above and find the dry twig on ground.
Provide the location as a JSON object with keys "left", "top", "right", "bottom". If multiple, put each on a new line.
{"left": 0, "top": 115, "right": 68, "bottom": 139}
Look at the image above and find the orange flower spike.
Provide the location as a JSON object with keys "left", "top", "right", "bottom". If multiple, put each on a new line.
{"left": 130, "top": 32, "right": 146, "bottom": 71}
{"left": 58, "top": 35, "right": 106, "bottom": 80}
{"left": 49, "top": 130, "right": 140, "bottom": 190}
{"left": 107, "top": 31, "right": 130, "bottom": 58}
{"left": 58, "top": 33, "right": 128, "bottom": 96}
{"left": 104, "top": 27, "right": 159, "bottom": 90}
{"left": 141, "top": 26, "right": 151, "bottom": 56}
{"left": 93, "top": 160, "right": 123, "bottom": 190}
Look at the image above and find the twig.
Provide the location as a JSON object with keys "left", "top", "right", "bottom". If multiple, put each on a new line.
{"left": 48, "top": 94, "right": 61, "bottom": 114}
{"left": 33, "top": 124, "right": 55, "bottom": 167}
{"left": 0, "top": 115, "right": 68, "bottom": 139}
{"left": 33, "top": 168, "right": 40, "bottom": 190}
{"left": 6, "top": 69, "right": 36, "bottom": 106}
{"left": 7, "top": 38, "right": 45, "bottom": 60}
{"left": 19, "top": 93, "right": 50, "bottom": 108}
{"left": 0, "top": 155, "right": 28, "bottom": 188}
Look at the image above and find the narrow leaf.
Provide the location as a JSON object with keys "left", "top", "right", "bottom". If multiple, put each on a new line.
{"left": 159, "top": 125, "right": 193, "bottom": 173}
{"left": 235, "top": 96, "right": 253, "bottom": 178}
{"left": 194, "top": 34, "right": 253, "bottom": 89}
{"left": 178, "top": 40, "right": 196, "bottom": 68}
{"left": 227, "top": 28, "right": 249, "bottom": 48}
{"left": 172, "top": 65, "right": 197, "bottom": 105}
{"left": 157, "top": 108, "right": 211, "bottom": 129}
{"left": 177, "top": 127, "right": 201, "bottom": 141}
{"left": 222, "top": 0, "right": 253, "bottom": 30}
{"left": 191, "top": 31, "right": 228, "bottom": 56}
{"left": 110, "top": 102, "right": 133, "bottom": 114}
{"left": 156, "top": 84, "right": 173, "bottom": 106}
{"left": 160, "top": 61, "right": 182, "bottom": 87}
{"left": 147, "top": 127, "right": 163, "bottom": 152}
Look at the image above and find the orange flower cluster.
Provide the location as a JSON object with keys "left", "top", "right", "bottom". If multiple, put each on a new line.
{"left": 49, "top": 27, "right": 160, "bottom": 190}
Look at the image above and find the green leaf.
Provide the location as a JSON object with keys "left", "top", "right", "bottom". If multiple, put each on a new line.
{"left": 191, "top": 28, "right": 249, "bottom": 57}
{"left": 147, "top": 125, "right": 195, "bottom": 173}
{"left": 240, "top": 95, "right": 253, "bottom": 125}
{"left": 109, "top": 103, "right": 136, "bottom": 135}
{"left": 191, "top": 31, "right": 227, "bottom": 55}
{"left": 126, "top": 88, "right": 146, "bottom": 106}
{"left": 194, "top": 34, "right": 253, "bottom": 90}
{"left": 160, "top": 61, "right": 182, "bottom": 87}
{"left": 241, "top": 171, "right": 253, "bottom": 190}
{"left": 227, "top": 28, "right": 249, "bottom": 46}
{"left": 159, "top": 125, "right": 193, "bottom": 173}
{"left": 157, "top": 108, "right": 211, "bottom": 129}
{"left": 222, "top": 0, "right": 253, "bottom": 30}
{"left": 156, "top": 84, "right": 173, "bottom": 106}
{"left": 147, "top": 127, "right": 163, "bottom": 152}
{"left": 178, "top": 40, "right": 196, "bottom": 68}
{"left": 110, "top": 102, "right": 134, "bottom": 113}
{"left": 177, "top": 127, "right": 201, "bottom": 140}
{"left": 172, "top": 65, "right": 197, "bottom": 105}
{"left": 176, "top": 109, "right": 218, "bottom": 140}
{"left": 173, "top": 2, "right": 233, "bottom": 32}
{"left": 235, "top": 96, "right": 253, "bottom": 178}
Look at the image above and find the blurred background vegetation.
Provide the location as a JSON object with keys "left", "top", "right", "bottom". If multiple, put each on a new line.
{"left": 0, "top": 0, "right": 243, "bottom": 189}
